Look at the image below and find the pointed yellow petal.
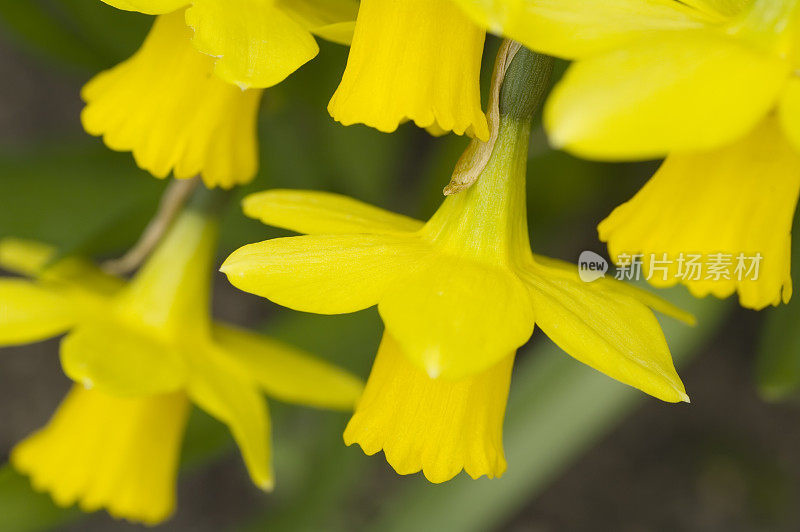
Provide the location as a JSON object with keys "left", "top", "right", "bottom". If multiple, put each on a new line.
{"left": 213, "top": 324, "right": 363, "bottom": 410}
{"left": 100, "top": 0, "right": 186, "bottom": 14}
{"left": 277, "top": 0, "right": 358, "bottom": 45}
{"left": 81, "top": 11, "right": 262, "bottom": 188}
{"left": 344, "top": 335, "right": 511, "bottom": 483}
{"left": 545, "top": 30, "right": 789, "bottom": 159}
{"left": 60, "top": 322, "right": 187, "bottom": 395}
{"left": 242, "top": 189, "right": 424, "bottom": 235}
{"left": 599, "top": 117, "right": 799, "bottom": 310}
{"left": 523, "top": 260, "right": 688, "bottom": 403}
{"left": 12, "top": 386, "right": 189, "bottom": 525}
{"left": 328, "top": 0, "right": 489, "bottom": 139}
{"left": 452, "top": 0, "right": 712, "bottom": 59}
{"left": 379, "top": 255, "right": 534, "bottom": 379}
{"left": 0, "top": 280, "right": 75, "bottom": 346}
{"left": 188, "top": 350, "right": 273, "bottom": 490}
{"left": 185, "top": 0, "right": 318, "bottom": 89}
{"left": 222, "top": 234, "right": 428, "bottom": 314}
{"left": 532, "top": 254, "right": 696, "bottom": 325}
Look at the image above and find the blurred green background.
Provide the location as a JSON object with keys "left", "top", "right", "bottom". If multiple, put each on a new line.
{"left": 1, "top": 2, "right": 800, "bottom": 531}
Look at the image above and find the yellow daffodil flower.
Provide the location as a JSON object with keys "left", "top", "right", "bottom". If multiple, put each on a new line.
{"left": 84, "top": 1, "right": 357, "bottom": 187}
{"left": 0, "top": 197, "right": 363, "bottom": 523}
{"left": 328, "top": 0, "right": 490, "bottom": 140}
{"left": 224, "top": 49, "right": 693, "bottom": 482}
{"left": 451, "top": 0, "right": 800, "bottom": 309}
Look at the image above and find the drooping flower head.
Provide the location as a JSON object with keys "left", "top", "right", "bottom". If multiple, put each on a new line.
{"left": 0, "top": 189, "right": 363, "bottom": 524}
{"left": 454, "top": 0, "right": 800, "bottom": 309}
{"left": 83, "top": 0, "right": 357, "bottom": 187}
{"left": 223, "top": 47, "right": 693, "bottom": 482}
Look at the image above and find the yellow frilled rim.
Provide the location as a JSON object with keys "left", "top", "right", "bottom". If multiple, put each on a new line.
{"left": 12, "top": 386, "right": 190, "bottom": 525}
{"left": 344, "top": 335, "right": 512, "bottom": 483}
{"left": 328, "top": 0, "right": 489, "bottom": 140}
{"left": 599, "top": 116, "right": 800, "bottom": 310}
{"left": 81, "top": 11, "right": 262, "bottom": 188}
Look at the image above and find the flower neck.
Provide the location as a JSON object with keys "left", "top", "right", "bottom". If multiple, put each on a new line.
{"left": 421, "top": 47, "right": 553, "bottom": 265}
{"left": 422, "top": 116, "right": 533, "bottom": 264}
{"left": 116, "top": 188, "right": 224, "bottom": 335}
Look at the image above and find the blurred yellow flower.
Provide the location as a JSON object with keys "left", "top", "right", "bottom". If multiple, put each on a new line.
{"left": 0, "top": 204, "right": 363, "bottom": 523}
{"left": 223, "top": 48, "right": 693, "bottom": 480}
{"left": 13, "top": 387, "right": 189, "bottom": 525}
{"left": 328, "top": 0, "right": 489, "bottom": 139}
{"left": 84, "top": 1, "right": 357, "bottom": 187}
{"left": 454, "top": 0, "right": 800, "bottom": 310}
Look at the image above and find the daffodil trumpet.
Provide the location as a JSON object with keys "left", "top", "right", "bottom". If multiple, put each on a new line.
{"left": 223, "top": 46, "right": 693, "bottom": 483}
{"left": 328, "top": 0, "right": 489, "bottom": 139}
{"left": 0, "top": 185, "right": 363, "bottom": 524}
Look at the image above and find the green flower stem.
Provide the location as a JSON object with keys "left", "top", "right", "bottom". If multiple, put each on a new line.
{"left": 185, "top": 181, "right": 234, "bottom": 220}
{"left": 499, "top": 46, "right": 554, "bottom": 124}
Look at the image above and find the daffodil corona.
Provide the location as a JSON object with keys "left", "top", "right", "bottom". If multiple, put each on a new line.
{"left": 84, "top": 0, "right": 357, "bottom": 187}
{"left": 455, "top": 0, "right": 800, "bottom": 309}
{"left": 328, "top": 0, "right": 489, "bottom": 139}
{"left": 223, "top": 47, "right": 693, "bottom": 482}
{"left": 0, "top": 190, "right": 363, "bottom": 523}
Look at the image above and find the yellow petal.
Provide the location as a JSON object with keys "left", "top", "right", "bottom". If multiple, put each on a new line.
{"left": 344, "top": 334, "right": 512, "bottom": 483}
{"left": 221, "top": 234, "right": 428, "bottom": 314}
{"left": 532, "top": 254, "right": 696, "bottom": 326}
{"left": 0, "top": 280, "right": 75, "bottom": 346}
{"left": 0, "top": 238, "right": 56, "bottom": 276}
{"left": 81, "top": 11, "right": 262, "bottom": 188}
{"left": 213, "top": 324, "right": 364, "bottom": 410}
{"left": 277, "top": 0, "right": 359, "bottom": 45}
{"left": 12, "top": 386, "right": 189, "bottom": 525}
{"left": 599, "top": 116, "right": 800, "bottom": 310}
{"left": 185, "top": 0, "right": 318, "bottom": 89}
{"left": 60, "top": 322, "right": 187, "bottom": 395}
{"left": 187, "top": 350, "right": 273, "bottom": 490}
{"left": 523, "top": 259, "right": 688, "bottom": 403}
{"left": 328, "top": 0, "right": 489, "bottom": 140}
{"left": 545, "top": 30, "right": 789, "bottom": 159}
{"left": 379, "top": 255, "right": 534, "bottom": 379}
{"left": 779, "top": 77, "right": 800, "bottom": 153}
{"left": 451, "top": 0, "right": 712, "bottom": 59}
{"left": 242, "top": 189, "right": 424, "bottom": 235}
{"left": 0, "top": 239, "right": 122, "bottom": 296}
{"left": 100, "top": 0, "right": 186, "bottom": 14}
